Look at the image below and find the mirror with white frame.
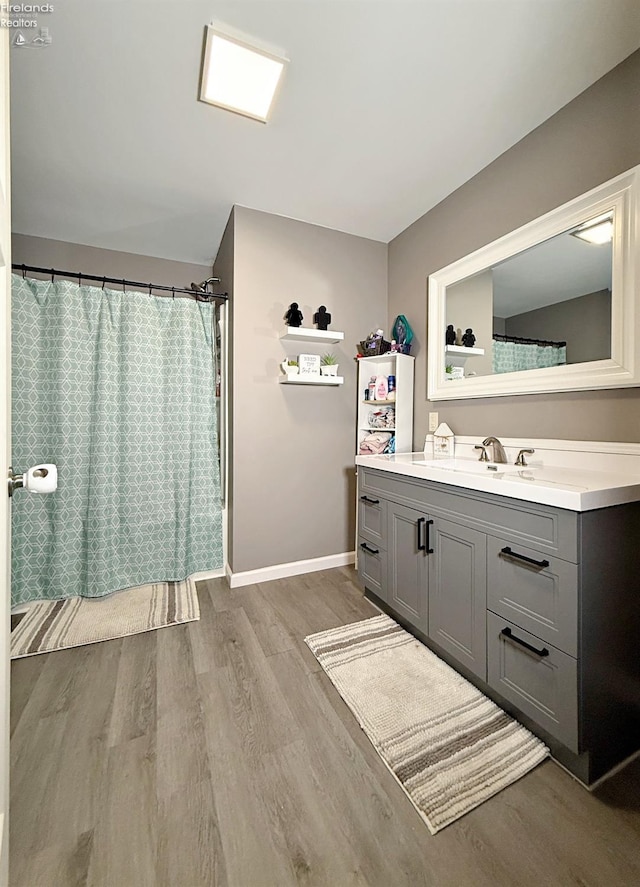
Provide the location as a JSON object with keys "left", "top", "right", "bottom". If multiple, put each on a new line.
{"left": 427, "top": 164, "right": 640, "bottom": 400}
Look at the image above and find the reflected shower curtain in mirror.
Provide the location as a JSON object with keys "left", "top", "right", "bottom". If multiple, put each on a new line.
{"left": 492, "top": 339, "right": 567, "bottom": 374}
{"left": 11, "top": 274, "right": 223, "bottom": 606}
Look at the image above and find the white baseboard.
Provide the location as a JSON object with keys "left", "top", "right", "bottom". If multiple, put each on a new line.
{"left": 189, "top": 568, "right": 226, "bottom": 582}
{"left": 228, "top": 551, "right": 356, "bottom": 589}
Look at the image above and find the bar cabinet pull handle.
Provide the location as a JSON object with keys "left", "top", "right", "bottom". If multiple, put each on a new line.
{"left": 500, "top": 546, "right": 549, "bottom": 569}
{"left": 417, "top": 517, "right": 426, "bottom": 552}
{"left": 425, "top": 519, "right": 434, "bottom": 554}
{"left": 360, "top": 542, "right": 379, "bottom": 555}
{"left": 500, "top": 627, "right": 549, "bottom": 658}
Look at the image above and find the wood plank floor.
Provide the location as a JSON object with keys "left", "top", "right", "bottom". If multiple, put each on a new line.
{"left": 9, "top": 567, "right": 640, "bottom": 886}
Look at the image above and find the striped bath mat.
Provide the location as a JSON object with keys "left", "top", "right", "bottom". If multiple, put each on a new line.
{"left": 305, "top": 614, "right": 548, "bottom": 834}
{"left": 11, "top": 578, "right": 199, "bottom": 658}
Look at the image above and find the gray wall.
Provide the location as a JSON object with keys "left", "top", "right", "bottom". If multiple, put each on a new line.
{"left": 446, "top": 269, "right": 494, "bottom": 376}
{"left": 220, "top": 206, "right": 387, "bottom": 574}
{"left": 12, "top": 234, "right": 211, "bottom": 294}
{"left": 505, "top": 289, "right": 611, "bottom": 365}
{"left": 388, "top": 48, "right": 640, "bottom": 444}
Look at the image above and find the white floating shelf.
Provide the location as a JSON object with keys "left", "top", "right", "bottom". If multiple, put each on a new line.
{"left": 281, "top": 327, "right": 344, "bottom": 344}
{"left": 445, "top": 345, "right": 485, "bottom": 356}
{"left": 279, "top": 375, "right": 344, "bottom": 386}
{"left": 445, "top": 344, "right": 485, "bottom": 368}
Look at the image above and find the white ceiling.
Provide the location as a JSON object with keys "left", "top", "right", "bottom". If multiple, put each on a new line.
{"left": 10, "top": 0, "right": 640, "bottom": 266}
{"left": 493, "top": 229, "right": 612, "bottom": 316}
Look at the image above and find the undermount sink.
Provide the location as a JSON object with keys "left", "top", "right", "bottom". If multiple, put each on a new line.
{"left": 415, "top": 458, "right": 539, "bottom": 475}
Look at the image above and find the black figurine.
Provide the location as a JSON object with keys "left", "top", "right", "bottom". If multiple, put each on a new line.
{"left": 314, "top": 305, "right": 331, "bottom": 331}
{"left": 446, "top": 324, "right": 456, "bottom": 345}
{"left": 285, "top": 302, "right": 304, "bottom": 327}
{"left": 461, "top": 328, "right": 476, "bottom": 347}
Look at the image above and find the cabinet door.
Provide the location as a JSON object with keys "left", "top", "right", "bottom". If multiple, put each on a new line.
{"left": 386, "top": 502, "right": 428, "bottom": 633}
{"left": 428, "top": 519, "right": 487, "bottom": 680}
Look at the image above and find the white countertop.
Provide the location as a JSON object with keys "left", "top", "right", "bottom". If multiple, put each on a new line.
{"left": 355, "top": 452, "right": 640, "bottom": 511}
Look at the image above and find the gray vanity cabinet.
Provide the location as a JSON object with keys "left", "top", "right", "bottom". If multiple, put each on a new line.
{"left": 357, "top": 464, "right": 640, "bottom": 785}
{"left": 386, "top": 501, "right": 428, "bottom": 634}
{"left": 428, "top": 519, "right": 487, "bottom": 680}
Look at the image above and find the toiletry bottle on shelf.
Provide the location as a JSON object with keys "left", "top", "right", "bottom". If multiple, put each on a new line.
{"left": 368, "top": 376, "right": 376, "bottom": 400}
{"left": 387, "top": 374, "right": 396, "bottom": 401}
{"left": 375, "top": 375, "right": 388, "bottom": 401}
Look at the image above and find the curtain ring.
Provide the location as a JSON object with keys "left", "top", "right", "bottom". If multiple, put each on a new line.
{"left": 51, "top": 268, "right": 55, "bottom": 283}
{"left": 148, "top": 283, "right": 153, "bottom": 297}
{"left": 21, "top": 264, "right": 26, "bottom": 279}
{"left": 171, "top": 287, "right": 175, "bottom": 300}
{"left": 102, "top": 276, "right": 106, "bottom": 290}
{"left": 78, "top": 272, "right": 82, "bottom": 287}
{"left": 122, "top": 279, "right": 126, "bottom": 292}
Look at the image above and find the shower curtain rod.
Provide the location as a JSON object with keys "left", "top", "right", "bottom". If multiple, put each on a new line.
{"left": 12, "top": 264, "right": 229, "bottom": 303}
{"left": 493, "top": 333, "right": 566, "bottom": 348}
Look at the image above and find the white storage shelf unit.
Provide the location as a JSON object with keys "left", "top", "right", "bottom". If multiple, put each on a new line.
{"left": 357, "top": 353, "right": 414, "bottom": 454}
{"left": 279, "top": 326, "right": 345, "bottom": 386}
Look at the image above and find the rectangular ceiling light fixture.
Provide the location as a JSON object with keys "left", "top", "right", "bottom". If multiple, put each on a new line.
{"left": 571, "top": 211, "right": 614, "bottom": 245}
{"left": 200, "top": 25, "right": 287, "bottom": 123}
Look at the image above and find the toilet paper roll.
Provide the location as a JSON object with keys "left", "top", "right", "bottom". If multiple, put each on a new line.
{"left": 23, "top": 464, "right": 57, "bottom": 494}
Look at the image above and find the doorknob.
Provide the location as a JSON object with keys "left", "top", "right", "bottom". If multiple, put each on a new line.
{"left": 8, "top": 464, "right": 58, "bottom": 497}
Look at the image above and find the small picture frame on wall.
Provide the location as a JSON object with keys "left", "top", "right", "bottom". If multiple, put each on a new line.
{"left": 298, "top": 353, "right": 321, "bottom": 375}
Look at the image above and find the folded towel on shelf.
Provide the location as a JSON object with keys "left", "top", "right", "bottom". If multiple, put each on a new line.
{"left": 368, "top": 406, "right": 395, "bottom": 429}
{"left": 359, "top": 431, "right": 392, "bottom": 455}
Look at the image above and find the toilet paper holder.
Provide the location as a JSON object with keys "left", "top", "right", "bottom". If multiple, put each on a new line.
{"left": 8, "top": 464, "right": 58, "bottom": 497}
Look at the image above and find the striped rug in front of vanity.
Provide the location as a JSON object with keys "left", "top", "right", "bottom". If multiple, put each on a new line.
{"left": 305, "top": 614, "right": 548, "bottom": 834}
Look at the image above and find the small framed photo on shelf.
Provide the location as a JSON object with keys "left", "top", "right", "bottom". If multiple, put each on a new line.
{"left": 298, "top": 353, "right": 321, "bottom": 376}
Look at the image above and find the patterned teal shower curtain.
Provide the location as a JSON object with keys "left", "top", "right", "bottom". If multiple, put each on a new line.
{"left": 492, "top": 339, "right": 567, "bottom": 373}
{"left": 11, "top": 274, "right": 223, "bottom": 606}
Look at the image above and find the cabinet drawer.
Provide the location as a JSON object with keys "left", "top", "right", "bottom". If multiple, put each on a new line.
{"left": 358, "top": 493, "right": 386, "bottom": 546}
{"left": 358, "top": 536, "right": 387, "bottom": 601}
{"left": 487, "top": 611, "right": 578, "bottom": 752}
{"left": 487, "top": 537, "right": 578, "bottom": 656}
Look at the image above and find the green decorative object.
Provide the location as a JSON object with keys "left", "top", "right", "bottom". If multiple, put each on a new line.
{"left": 320, "top": 352, "right": 338, "bottom": 365}
{"left": 11, "top": 274, "right": 223, "bottom": 605}
{"left": 391, "top": 315, "right": 414, "bottom": 354}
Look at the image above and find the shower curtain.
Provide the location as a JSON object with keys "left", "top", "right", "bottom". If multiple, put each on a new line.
{"left": 11, "top": 274, "right": 223, "bottom": 606}
{"left": 492, "top": 339, "right": 567, "bottom": 374}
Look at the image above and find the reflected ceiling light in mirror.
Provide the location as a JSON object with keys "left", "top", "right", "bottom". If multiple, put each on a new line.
{"left": 200, "top": 25, "right": 287, "bottom": 123}
{"left": 571, "top": 212, "right": 614, "bottom": 245}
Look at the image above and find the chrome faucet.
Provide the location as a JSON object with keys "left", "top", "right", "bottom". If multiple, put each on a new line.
{"left": 482, "top": 436, "right": 507, "bottom": 464}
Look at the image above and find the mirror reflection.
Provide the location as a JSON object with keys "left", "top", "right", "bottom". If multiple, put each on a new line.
{"left": 445, "top": 211, "right": 613, "bottom": 379}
